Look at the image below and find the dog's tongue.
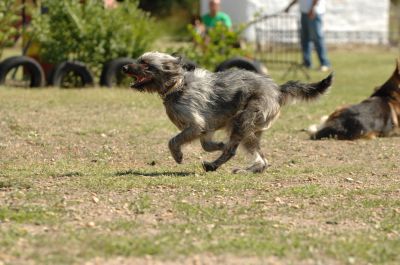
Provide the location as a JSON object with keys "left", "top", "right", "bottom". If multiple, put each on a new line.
{"left": 136, "top": 76, "right": 146, "bottom": 83}
{"left": 128, "top": 74, "right": 146, "bottom": 83}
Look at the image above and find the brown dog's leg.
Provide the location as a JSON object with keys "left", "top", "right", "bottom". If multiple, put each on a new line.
{"left": 169, "top": 127, "right": 201, "bottom": 164}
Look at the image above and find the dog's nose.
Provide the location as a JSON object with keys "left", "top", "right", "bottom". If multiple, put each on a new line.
{"left": 122, "top": 65, "right": 129, "bottom": 73}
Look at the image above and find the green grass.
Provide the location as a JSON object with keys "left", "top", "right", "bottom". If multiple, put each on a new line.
{"left": 0, "top": 206, "right": 60, "bottom": 224}
{"left": 0, "top": 47, "right": 400, "bottom": 265}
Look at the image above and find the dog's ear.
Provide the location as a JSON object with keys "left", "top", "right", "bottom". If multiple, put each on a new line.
{"left": 171, "top": 53, "right": 197, "bottom": 71}
{"left": 181, "top": 60, "right": 197, "bottom": 71}
{"left": 371, "top": 59, "right": 400, "bottom": 97}
{"left": 390, "top": 58, "right": 400, "bottom": 84}
{"left": 395, "top": 58, "right": 400, "bottom": 79}
{"left": 171, "top": 52, "right": 183, "bottom": 61}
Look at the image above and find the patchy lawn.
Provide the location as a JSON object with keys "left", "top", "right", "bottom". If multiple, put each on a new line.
{"left": 0, "top": 48, "right": 399, "bottom": 265}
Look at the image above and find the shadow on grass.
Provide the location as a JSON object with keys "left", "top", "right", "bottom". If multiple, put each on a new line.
{"left": 114, "top": 169, "right": 195, "bottom": 177}
{"left": 52, "top": 171, "right": 84, "bottom": 178}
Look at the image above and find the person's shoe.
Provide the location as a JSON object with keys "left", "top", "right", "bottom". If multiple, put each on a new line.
{"left": 319, "top": 65, "right": 330, "bottom": 72}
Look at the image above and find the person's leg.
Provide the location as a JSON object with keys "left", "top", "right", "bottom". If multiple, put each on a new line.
{"left": 300, "top": 13, "right": 312, "bottom": 68}
{"left": 310, "top": 14, "right": 330, "bottom": 67}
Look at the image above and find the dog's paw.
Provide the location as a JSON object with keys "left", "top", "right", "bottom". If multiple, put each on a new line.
{"left": 232, "top": 168, "right": 247, "bottom": 174}
{"left": 233, "top": 163, "right": 269, "bottom": 174}
{"left": 171, "top": 151, "right": 183, "bottom": 164}
{"left": 249, "top": 165, "right": 267, "bottom": 173}
{"left": 202, "top": 161, "right": 217, "bottom": 172}
{"left": 169, "top": 140, "right": 183, "bottom": 164}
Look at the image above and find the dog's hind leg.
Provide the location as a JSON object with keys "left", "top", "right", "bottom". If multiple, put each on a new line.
{"left": 200, "top": 132, "right": 225, "bottom": 152}
{"left": 169, "top": 126, "right": 202, "bottom": 164}
{"left": 202, "top": 109, "right": 258, "bottom": 172}
{"left": 233, "top": 131, "right": 268, "bottom": 174}
{"left": 202, "top": 139, "right": 240, "bottom": 172}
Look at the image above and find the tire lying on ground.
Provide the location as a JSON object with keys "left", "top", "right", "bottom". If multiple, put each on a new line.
{"left": 215, "top": 57, "right": 265, "bottom": 74}
{"left": 0, "top": 56, "right": 45, "bottom": 87}
{"left": 50, "top": 61, "right": 94, "bottom": 88}
{"left": 100, "top": 57, "right": 136, "bottom": 88}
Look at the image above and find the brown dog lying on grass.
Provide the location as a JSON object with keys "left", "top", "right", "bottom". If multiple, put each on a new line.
{"left": 308, "top": 59, "right": 400, "bottom": 140}
{"left": 123, "top": 52, "right": 332, "bottom": 173}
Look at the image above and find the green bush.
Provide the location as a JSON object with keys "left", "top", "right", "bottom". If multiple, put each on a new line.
{"left": 0, "top": 0, "right": 21, "bottom": 58}
{"left": 174, "top": 23, "right": 250, "bottom": 70}
{"left": 139, "top": 0, "right": 198, "bottom": 17}
{"left": 30, "top": 0, "right": 156, "bottom": 76}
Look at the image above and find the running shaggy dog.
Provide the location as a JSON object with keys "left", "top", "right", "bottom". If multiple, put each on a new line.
{"left": 123, "top": 52, "right": 332, "bottom": 173}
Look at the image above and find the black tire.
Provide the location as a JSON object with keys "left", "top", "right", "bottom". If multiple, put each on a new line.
{"left": 0, "top": 56, "right": 45, "bottom": 87}
{"left": 50, "top": 61, "right": 94, "bottom": 88}
{"left": 100, "top": 57, "right": 135, "bottom": 88}
{"left": 215, "top": 57, "right": 264, "bottom": 74}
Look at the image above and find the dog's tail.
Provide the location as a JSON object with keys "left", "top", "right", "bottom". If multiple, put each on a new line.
{"left": 279, "top": 73, "right": 333, "bottom": 106}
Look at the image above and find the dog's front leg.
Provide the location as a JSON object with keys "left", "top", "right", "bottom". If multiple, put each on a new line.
{"left": 168, "top": 126, "right": 202, "bottom": 164}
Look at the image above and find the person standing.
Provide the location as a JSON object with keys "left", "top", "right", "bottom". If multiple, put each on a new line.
{"left": 104, "top": 0, "right": 118, "bottom": 9}
{"left": 285, "top": 0, "right": 331, "bottom": 71}
{"left": 202, "top": 0, "right": 232, "bottom": 31}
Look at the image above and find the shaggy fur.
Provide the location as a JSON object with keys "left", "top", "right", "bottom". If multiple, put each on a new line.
{"left": 308, "top": 59, "right": 400, "bottom": 140}
{"left": 123, "top": 52, "right": 332, "bottom": 173}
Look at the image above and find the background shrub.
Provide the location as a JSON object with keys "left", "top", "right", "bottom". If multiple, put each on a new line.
{"left": 0, "top": 0, "right": 21, "bottom": 58}
{"left": 174, "top": 23, "right": 250, "bottom": 70}
{"left": 30, "top": 0, "right": 156, "bottom": 76}
{"left": 139, "top": 0, "right": 198, "bottom": 17}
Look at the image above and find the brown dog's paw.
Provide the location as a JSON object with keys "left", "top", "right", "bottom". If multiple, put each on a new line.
{"left": 202, "top": 161, "right": 217, "bottom": 172}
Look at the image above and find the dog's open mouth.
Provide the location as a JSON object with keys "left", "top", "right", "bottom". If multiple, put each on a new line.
{"left": 128, "top": 74, "right": 152, "bottom": 88}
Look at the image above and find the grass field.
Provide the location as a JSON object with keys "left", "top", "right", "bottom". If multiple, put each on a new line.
{"left": 0, "top": 48, "right": 399, "bottom": 265}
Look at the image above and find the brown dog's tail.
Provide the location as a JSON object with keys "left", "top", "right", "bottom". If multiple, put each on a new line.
{"left": 279, "top": 73, "right": 333, "bottom": 106}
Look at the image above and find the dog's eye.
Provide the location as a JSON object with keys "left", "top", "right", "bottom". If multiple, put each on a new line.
{"left": 145, "top": 64, "right": 157, "bottom": 70}
{"left": 138, "top": 63, "right": 149, "bottom": 70}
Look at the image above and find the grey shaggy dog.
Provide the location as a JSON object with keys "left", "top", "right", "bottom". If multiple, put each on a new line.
{"left": 122, "top": 52, "right": 333, "bottom": 173}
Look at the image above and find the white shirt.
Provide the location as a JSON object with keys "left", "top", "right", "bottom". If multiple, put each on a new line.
{"left": 298, "top": 0, "right": 326, "bottom": 14}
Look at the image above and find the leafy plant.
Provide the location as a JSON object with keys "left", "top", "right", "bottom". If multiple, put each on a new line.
{"left": 139, "top": 0, "right": 198, "bottom": 17}
{"left": 174, "top": 22, "right": 250, "bottom": 70}
{"left": 0, "top": 0, "right": 22, "bottom": 58}
{"left": 30, "top": 0, "right": 156, "bottom": 76}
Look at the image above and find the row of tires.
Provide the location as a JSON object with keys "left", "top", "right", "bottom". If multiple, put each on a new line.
{"left": 0, "top": 56, "right": 264, "bottom": 88}
{"left": 0, "top": 56, "right": 135, "bottom": 88}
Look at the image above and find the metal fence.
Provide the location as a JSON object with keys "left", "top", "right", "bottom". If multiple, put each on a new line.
{"left": 253, "top": 13, "right": 308, "bottom": 79}
{"left": 389, "top": 2, "right": 400, "bottom": 50}
{"left": 253, "top": 6, "right": 400, "bottom": 79}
